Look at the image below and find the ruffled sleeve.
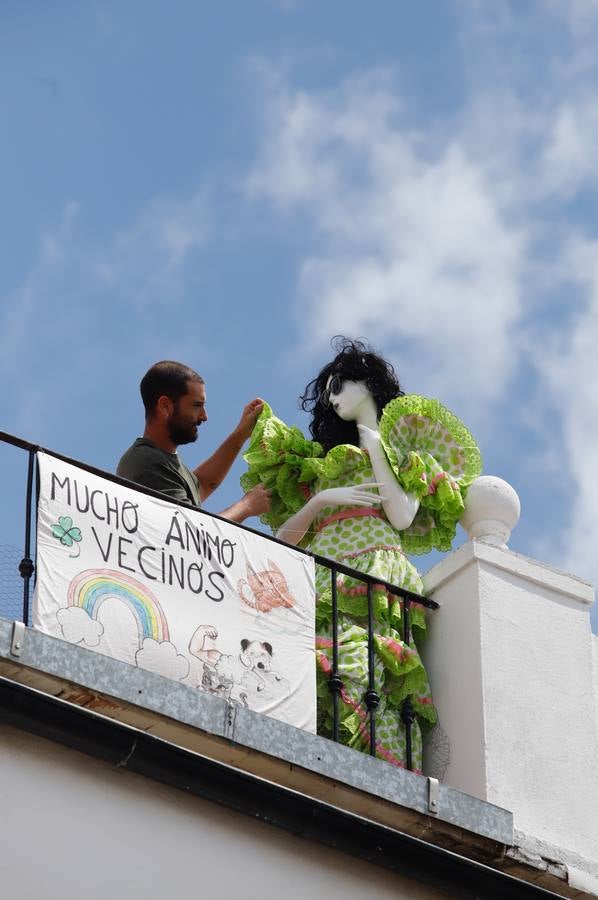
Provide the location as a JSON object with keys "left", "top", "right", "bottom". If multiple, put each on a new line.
{"left": 379, "top": 395, "right": 482, "bottom": 554}
{"left": 240, "top": 402, "right": 323, "bottom": 531}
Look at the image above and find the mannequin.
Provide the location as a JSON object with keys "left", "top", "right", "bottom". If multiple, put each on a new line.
{"left": 242, "top": 338, "right": 482, "bottom": 768}
{"left": 277, "top": 377, "right": 420, "bottom": 545}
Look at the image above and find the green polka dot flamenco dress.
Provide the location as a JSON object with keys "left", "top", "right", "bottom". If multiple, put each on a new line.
{"left": 241, "top": 396, "right": 482, "bottom": 771}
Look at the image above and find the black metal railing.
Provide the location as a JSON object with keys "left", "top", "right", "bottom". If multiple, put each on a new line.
{"left": 0, "top": 429, "right": 438, "bottom": 772}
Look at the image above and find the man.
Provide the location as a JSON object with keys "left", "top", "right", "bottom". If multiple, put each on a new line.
{"left": 117, "top": 360, "right": 270, "bottom": 523}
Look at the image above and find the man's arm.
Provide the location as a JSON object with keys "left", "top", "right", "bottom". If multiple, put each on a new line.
{"left": 218, "top": 484, "right": 271, "bottom": 524}
{"left": 194, "top": 399, "right": 263, "bottom": 501}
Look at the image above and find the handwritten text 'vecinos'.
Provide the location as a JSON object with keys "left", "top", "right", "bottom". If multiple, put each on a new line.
{"left": 50, "top": 473, "right": 238, "bottom": 601}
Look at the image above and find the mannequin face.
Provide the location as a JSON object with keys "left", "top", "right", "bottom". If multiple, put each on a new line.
{"left": 326, "top": 375, "right": 373, "bottom": 421}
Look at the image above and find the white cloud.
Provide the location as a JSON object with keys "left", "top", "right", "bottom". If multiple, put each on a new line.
{"left": 0, "top": 182, "right": 214, "bottom": 440}
{"left": 544, "top": 0, "right": 598, "bottom": 35}
{"left": 542, "top": 99, "right": 598, "bottom": 197}
{"left": 532, "top": 237, "right": 598, "bottom": 581}
{"left": 4, "top": 3, "right": 598, "bottom": 614}
{"left": 94, "top": 188, "right": 210, "bottom": 306}
{"left": 246, "top": 66, "right": 527, "bottom": 412}
{"left": 135, "top": 638, "right": 190, "bottom": 681}
{"left": 243, "top": 20, "right": 598, "bottom": 608}
{"left": 270, "top": 0, "right": 302, "bottom": 10}
{"left": 0, "top": 202, "right": 79, "bottom": 375}
{"left": 2, "top": 187, "right": 210, "bottom": 360}
{"left": 57, "top": 606, "right": 104, "bottom": 647}
{"left": 455, "top": 3, "right": 598, "bottom": 592}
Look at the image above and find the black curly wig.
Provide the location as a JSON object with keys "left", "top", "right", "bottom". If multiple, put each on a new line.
{"left": 300, "top": 337, "right": 404, "bottom": 452}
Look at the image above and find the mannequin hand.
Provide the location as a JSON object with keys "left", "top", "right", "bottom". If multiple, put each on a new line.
{"left": 315, "top": 483, "right": 386, "bottom": 509}
{"left": 357, "top": 423, "right": 381, "bottom": 450}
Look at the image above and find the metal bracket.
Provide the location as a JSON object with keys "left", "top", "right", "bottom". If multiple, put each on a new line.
{"left": 224, "top": 701, "right": 237, "bottom": 740}
{"left": 10, "top": 621, "right": 25, "bottom": 658}
{"left": 427, "top": 777, "right": 439, "bottom": 815}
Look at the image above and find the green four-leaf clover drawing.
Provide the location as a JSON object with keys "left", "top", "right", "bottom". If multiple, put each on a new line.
{"left": 51, "top": 516, "right": 82, "bottom": 557}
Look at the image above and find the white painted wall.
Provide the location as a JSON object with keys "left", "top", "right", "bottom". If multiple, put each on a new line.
{"left": 0, "top": 726, "right": 445, "bottom": 900}
{"left": 422, "top": 539, "right": 598, "bottom": 889}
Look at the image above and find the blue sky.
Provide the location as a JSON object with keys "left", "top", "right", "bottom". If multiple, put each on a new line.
{"left": 1, "top": 0, "right": 598, "bottom": 630}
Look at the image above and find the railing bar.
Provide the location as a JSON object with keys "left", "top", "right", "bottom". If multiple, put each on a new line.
{"left": 330, "top": 566, "right": 340, "bottom": 742}
{"left": 402, "top": 597, "right": 413, "bottom": 772}
{"left": 34, "top": 454, "right": 40, "bottom": 589}
{"left": 20, "top": 449, "right": 36, "bottom": 625}
{"left": 365, "top": 581, "right": 379, "bottom": 757}
{"left": 0, "top": 431, "right": 40, "bottom": 452}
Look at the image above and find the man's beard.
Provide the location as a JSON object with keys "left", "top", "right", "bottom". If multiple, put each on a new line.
{"left": 167, "top": 418, "right": 198, "bottom": 446}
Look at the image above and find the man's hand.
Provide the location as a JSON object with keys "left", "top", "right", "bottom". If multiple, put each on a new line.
{"left": 242, "top": 483, "right": 271, "bottom": 517}
{"left": 235, "top": 398, "right": 265, "bottom": 443}
{"left": 220, "top": 483, "right": 271, "bottom": 523}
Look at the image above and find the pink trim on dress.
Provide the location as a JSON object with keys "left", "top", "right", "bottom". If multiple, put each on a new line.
{"left": 315, "top": 507, "right": 385, "bottom": 533}
{"left": 336, "top": 580, "right": 391, "bottom": 597}
{"left": 340, "top": 544, "right": 404, "bottom": 559}
{"left": 380, "top": 636, "right": 416, "bottom": 661}
{"left": 334, "top": 579, "right": 427, "bottom": 610}
{"left": 299, "top": 483, "right": 312, "bottom": 500}
{"left": 315, "top": 637, "right": 334, "bottom": 649}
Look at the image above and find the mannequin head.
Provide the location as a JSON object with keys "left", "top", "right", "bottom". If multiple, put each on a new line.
{"left": 324, "top": 376, "right": 376, "bottom": 423}
{"left": 300, "top": 337, "right": 404, "bottom": 450}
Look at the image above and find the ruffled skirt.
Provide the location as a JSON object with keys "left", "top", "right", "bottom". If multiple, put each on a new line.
{"left": 310, "top": 521, "right": 436, "bottom": 771}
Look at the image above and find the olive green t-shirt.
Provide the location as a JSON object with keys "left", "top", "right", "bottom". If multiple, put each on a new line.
{"left": 117, "top": 438, "right": 201, "bottom": 506}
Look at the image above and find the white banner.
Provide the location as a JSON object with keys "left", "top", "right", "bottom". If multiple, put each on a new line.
{"left": 33, "top": 452, "right": 316, "bottom": 732}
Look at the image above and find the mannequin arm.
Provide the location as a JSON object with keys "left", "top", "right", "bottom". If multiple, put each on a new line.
{"left": 357, "top": 425, "right": 419, "bottom": 531}
{"left": 276, "top": 483, "right": 386, "bottom": 546}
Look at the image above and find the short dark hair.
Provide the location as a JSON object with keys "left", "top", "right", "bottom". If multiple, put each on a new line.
{"left": 140, "top": 360, "right": 204, "bottom": 417}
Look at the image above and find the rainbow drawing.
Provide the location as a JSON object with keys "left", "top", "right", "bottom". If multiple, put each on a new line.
{"left": 67, "top": 569, "right": 170, "bottom": 645}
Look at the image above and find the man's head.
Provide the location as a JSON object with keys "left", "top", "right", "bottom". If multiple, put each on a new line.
{"left": 140, "top": 360, "right": 207, "bottom": 446}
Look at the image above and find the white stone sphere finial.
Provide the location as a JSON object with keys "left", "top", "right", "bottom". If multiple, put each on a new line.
{"left": 460, "top": 476, "right": 521, "bottom": 548}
